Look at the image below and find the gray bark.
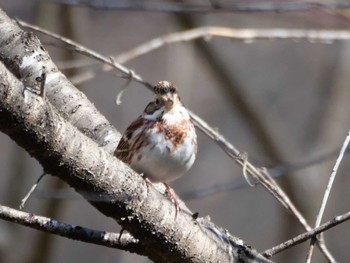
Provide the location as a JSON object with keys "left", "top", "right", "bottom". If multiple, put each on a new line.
{"left": 0, "top": 8, "right": 271, "bottom": 263}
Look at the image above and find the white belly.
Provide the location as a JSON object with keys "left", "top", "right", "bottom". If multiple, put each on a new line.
{"left": 130, "top": 127, "right": 196, "bottom": 182}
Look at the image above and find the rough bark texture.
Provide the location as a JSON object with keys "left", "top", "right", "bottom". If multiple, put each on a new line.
{"left": 0, "top": 9, "right": 119, "bottom": 153}
{"left": 0, "top": 8, "right": 271, "bottom": 263}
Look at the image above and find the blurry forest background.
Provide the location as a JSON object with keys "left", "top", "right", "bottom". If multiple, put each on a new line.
{"left": 2, "top": 0, "right": 350, "bottom": 262}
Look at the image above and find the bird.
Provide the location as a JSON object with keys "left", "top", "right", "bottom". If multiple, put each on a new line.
{"left": 114, "top": 80, "right": 197, "bottom": 213}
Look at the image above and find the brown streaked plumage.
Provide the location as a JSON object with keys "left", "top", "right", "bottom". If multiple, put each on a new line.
{"left": 114, "top": 80, "right": 197, "bottom": 214}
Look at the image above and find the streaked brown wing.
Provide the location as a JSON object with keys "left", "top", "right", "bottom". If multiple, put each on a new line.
{"left": 114, "top": 116, "right": 145, "bottom": 163}
{"left": 114, "top": 136, "right": 131, "bottom": 163}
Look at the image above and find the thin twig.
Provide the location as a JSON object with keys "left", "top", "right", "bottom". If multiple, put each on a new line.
{"left": 45, "top": 27, "right": 350, "bottom": 87}
{"left": 263, "top": 210, "right": 350, "bottom": 258}
{"left": 115, "top": 69, "right": 135, "bottom": 105}
{"left": 306, "top": 130, "right": 350, "bottom": 262}
{"left": 107, "top": 27, "right": 350, "bottom": 65}
{"left": 46, "top": 0, "right": 350, "bottom": 13}
{"left": 190, "top": 112, "right": 294, "bottom": 214}
{"left": 182, "top": 147, "right": 349, "bottom": 200}
{"left": 0, "top": 204, "right": 139, "bottom": 251}
{"left": 38, "top": 27, "right": 350, "bottom": 75}
{"left": 18, "top": 20, "right": 335, "bottom": 261}
{"left": 19, "top": 172, "right": 46, "bottom": 210}
{"left": 56, "top": 59, "right": 97, "bottom": 70}
{"left": 16, "top": 19, "right": 152, "bottom": 91}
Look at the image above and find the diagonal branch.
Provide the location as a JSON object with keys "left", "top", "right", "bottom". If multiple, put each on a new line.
{"left": 263, "top": 210, "right": 350, "bottom": 258}
{"left": 0, "top": 9, "right": 119, "bottom": 154}
{"left": 0, "top": 43, "right": 270, "bottom": 263}
{"left": 305, "top": 130, "right": 350, "bottom": 262}
{"left": 15, "top": 16, "right": 336, "bottom": 261}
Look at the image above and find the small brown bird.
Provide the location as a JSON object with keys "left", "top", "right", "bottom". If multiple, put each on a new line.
{"left": 115, "top": 81, "right": 197, "bottom": 213}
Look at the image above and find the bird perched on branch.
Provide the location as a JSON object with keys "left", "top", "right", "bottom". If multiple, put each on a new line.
{"left": 115, "top": 81, "right": 197, "bottom": 213}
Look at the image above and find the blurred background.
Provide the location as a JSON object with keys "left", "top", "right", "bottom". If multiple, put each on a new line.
{"left": 2, "top": 1, "right": 350, "bottom": 262}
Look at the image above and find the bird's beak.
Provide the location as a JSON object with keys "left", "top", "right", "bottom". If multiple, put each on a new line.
{"left": 164, "top": 99, "right": 174, "bottom": 110}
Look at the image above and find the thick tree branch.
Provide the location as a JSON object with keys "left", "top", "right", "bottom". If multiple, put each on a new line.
{"left": 12, "top": 14, "right": 335, "bottom": 260}
{"left": 0, "top": 9, "right": 119, "bottom": 154}
{"left": 0, "top": 29, "right": 271, "bottom": 263}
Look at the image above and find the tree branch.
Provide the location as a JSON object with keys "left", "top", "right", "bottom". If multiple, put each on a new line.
{"left": 0, "top": 9, "right": 271, "bottom": 263}
{"left": 0, "top": 204, "right": 139, "bottom": 251}
{"left": 0, "top": 9, "right": 119, "bottom": 154}
{"left": 14, "top": 15, "right": 335, "bottom": 261}
{"left": 109, "top": 27, "right": 350, "bottom": 64}
{"left": 263, "top": 210, "right": 350, "bottom": 258}
{"left": 306, "top": 130, "right": 350, "bottom": 262}
{"left": 45, "top": 0, "right": 350, "bottom": 13}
